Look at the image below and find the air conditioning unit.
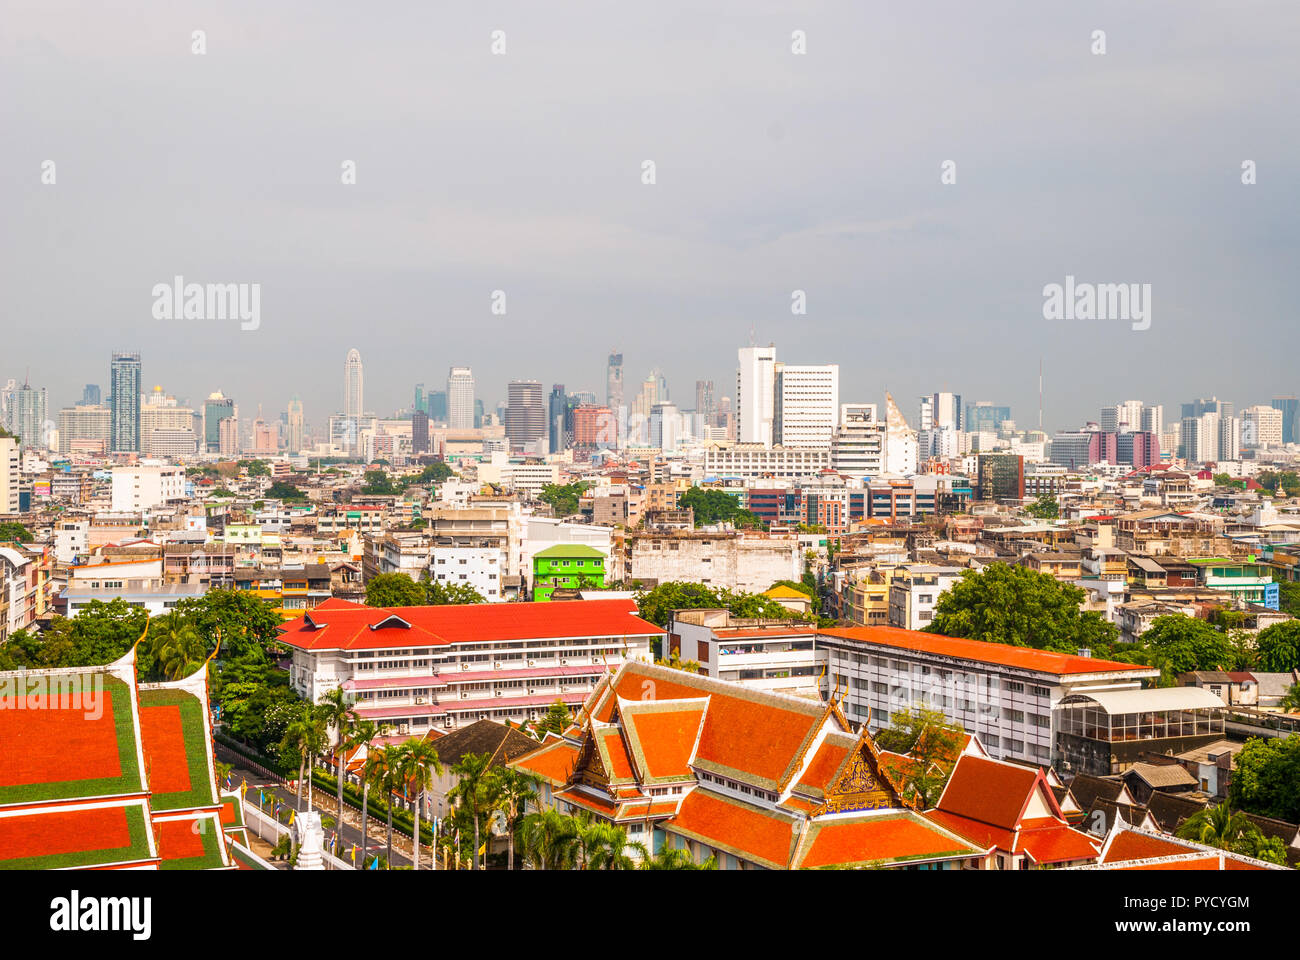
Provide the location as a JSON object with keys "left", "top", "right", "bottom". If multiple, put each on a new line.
{"left": 460, "top": 662, "right": 471, "bottom": 671}
{"left": 444, "top": 717, "right": 453, "bottom": 728}
{"left": 415, "top": 697, "right": 425, "bottom": 704}
{"left": 399, "top": 723, "right": 410, "bottom": 734}
{"left": 460, "top": 692, "right": 468, "bottom": 699}
{"left": 560, "top": 659, "right": 568, "bottom": 666}
{"left": 527, "top": 659, "right": 535, "bottom": 667}
{"left": 493, "top": 661, "right": 503, "bottom": 669}
{"left": 528, "top": 688, "right": 536, "bottom": 695}
{"left": 591, "top": 656, "right": 600, "bottom": 664}
{"left": 495, "top": 691, "right": 503, "bottom": 698}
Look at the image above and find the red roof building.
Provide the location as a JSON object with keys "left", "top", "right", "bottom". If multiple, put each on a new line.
{"left": 277, "top": 597, "right": 664, "bottom": 735}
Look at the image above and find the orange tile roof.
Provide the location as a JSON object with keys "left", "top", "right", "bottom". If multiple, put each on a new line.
{"left": 594, "top": 726, "right": 636, "bottom": 784}
{"left": 0, "top": 685, "right": 126, "bottom": 788}
{"left": 792, "top": 734, "right": 854, "bottom": 797}
{"left": 278, "top": 598, "right": 662, "bottom": 651}
{"left": 0, "top": 806, "right": 134, "bottom": 861}
{"left": 139, "top": 703, "right": 192, "bottom": 796}
{"left": 795, "top": 813, "right": 984, "bottom": 868}
{"left": 818, "top": 626, "right": 1153, "bottom": 677}
{"left": 1101, "top": 830, "right": 1196, "bottom": 864}
{"left": 590, "top": 663, "right": 826, "bottom": 789}
{"left": 619, "top": 700, "right": 707, "bottom": 783}
{"left": 924, "top": 809, "right": 1016, "bottom": 852}
{"left": 668, "top": 788, "right": 798, "bottom": 869}
{"left": 935, "top": 755, "right": 1041, "bottom": 829}
{"left": 1015, "top": 817, "right": 1100, "bottom": 864}
{"left": 509, "top": 738, "right": 579, "bottom": 787}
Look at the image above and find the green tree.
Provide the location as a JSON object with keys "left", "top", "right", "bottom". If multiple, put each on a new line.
{"left": 361, "top": 470, "right": 400, "bottom": 495}
{"left": 396, "top": 739, "right": 443, "bottom": 870}
{"left": 449, "top": 753, "right": 499, "bottom": 870}
{"left": 1229, "top": 735, "right": 1300, "bottom": 824}
{"left": 640, "top": 847, "right": 717, "bottom": 870}
{"left": 1255, "top": 620, "right": 1300, "bottom": 673}
{"left": 678, "top": 487, "right": 764, "bottom": 529}
{"left": 148, "top": 614, "right": 208, "bottom": 681}
{"left": 267, "top": 479, "right": 306, "bottom": 500}
{"left": 871, "top": 707, "right": 964, "bottom": 808}
{"left": 279, "top": 707, "right": 328, "bottom": 812}
{"left": 538, "top": 482, "right": 588, "bottom": 518}
{"left": 365, "top": 573, "right": 427, "bottom": 607}
{"left": 246, "top": 460, "right": 271, "bottom": 477}
{"left": 1139, "top": 615, "right": 1236, "bottom": 681}
{"left": 363, "top": 744, "right": 402, "bottom": 868}
{"left": 535, "top": 700, "right": 573, "bottom": 737}
{"left": 348, "top": 720, "right": 385, "bottom": 867}
{"left": 923, "top": 563, "right": 1118, "bottom": 653}
{"left": 635, "top": 581, "right": 800, "bottom": 628}
{"left": 1174, "top": 803, "right": 1286, "bottom": 864}
{"left": 491, "top": 766, "right": 542, "bottom": 870}
{"left": 588, "top": 823, "right": 647, "bottom": 870}
{"left": 1024, "top": 495, "right": 1059, "bottom": 520}
{"left": 425, "top": 579, "right": 486, "bottom": 605}
{"left": 0, "top": 521, "right": 33, "bottom": 541}
{"left": 316, "top": 686, "right": 358, "bottom": 839}
{"left": 1211, "top": 472, "right": 1232, "bottom": 487}
{"left": 520, "top": 806, "right": 578, "bottom": 871}
{"left": 1278, "top": 684, "right": 1300, "bottom": 713}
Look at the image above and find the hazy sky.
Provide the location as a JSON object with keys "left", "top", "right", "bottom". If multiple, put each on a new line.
{"left": 4, "top": 1, "right": 1298, "bottom": 435}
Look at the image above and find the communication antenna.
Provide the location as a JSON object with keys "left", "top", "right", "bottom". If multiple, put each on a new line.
{"left": 1038, "top": 358, "right": 1044, "bottom": 431}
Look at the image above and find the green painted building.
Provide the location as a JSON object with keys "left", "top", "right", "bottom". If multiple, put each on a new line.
{"left": 533, "top": 544, "right": 606, "bottom": 601}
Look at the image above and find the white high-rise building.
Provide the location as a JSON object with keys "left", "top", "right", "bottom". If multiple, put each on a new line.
{"left": 286, "top": 396, "right": 305, "bottom": 453}
{"left": 774, "top": 363, "right": 839, "bottom": 448}
{"left": 831, "top": 403, "right": 884, "bottom": 478}
{"left": 919, "top": 393, "right": 962, "bottom": 432}
{"left": 1218, "top": 417, "right": 1241, "bottom": 462}
{"left": 447, "top": 367, "right": 476, "bottom": 430}
{"left": 1140, "top": 404, "right": 1164, "bottom": 438}
{"left": 1101, "top": 400, "right": 1144, "bottom": 434}
{"left": 1242, "top": 405, "right": 1283, "bottom": 448}
{"left": 0, "top": 436, "right": 18, "bottom": 514}
{"left": 1181, "top": 413, "right": 1220, "bottom": 464}
{"left": 344, "top": 349, "right": 364, "bottom": 420}
{"left": 736, "top": 346, "right": 777, "bottom": 447}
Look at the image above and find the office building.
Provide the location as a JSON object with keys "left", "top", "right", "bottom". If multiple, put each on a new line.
{"left": 204, "top": 392, "right": 235, "bottom": 453}
{"left": 447, "top": 367, "right": 475, "bottom": 430}
{"left": 606, "top": 352, "right": 624, "bottom": 412}
{"left": 694, "top": 380, "right": 715, "bottom": 427}
{"left": 1241, "top": 405, "right": 1283, "bottom": 448}
{"left": 965, "top": 402, "right": 1011, "bottom": 434}
{"left": 344, "top": 348, "right": 364, "bottom": 420}
{"left": 1270, "top": 396, "right": 1298, "bottom": 444}
{"left": 830, "top": 403, "right": 885, "bottom": 479}
{"left": 109, "top": 352, "right": 142, "bottom": 453}
{"left": 774, "top": 363, "right": 839, "bottom": 448}
{"left": 11, "top": 382, "right": 48, "bottom": 450}
{"left": 976, "top": 454, "right": 1024, "bottom": 501}
{"left": 411, "top": 410, "right": 430, "bottom": 455}
{"left": 920, "top": 392, "right": 962, "bottom": 432}
{"left": 0, "top": 436, "right": 17, "bottom": 514}
{"left": 286, "top": 396, "right": 305, "bottom": 453}
{"left": 57, "top": 404, "right": 112, "bottom": 455}
{"left": 505, "top": 380, "right": 546, "bottom": 452}
{"left": 736, "top": 345, "right": 777, "bottom": 446}
{"left": 82, "top": 384, "right": 101, "bottom": 406}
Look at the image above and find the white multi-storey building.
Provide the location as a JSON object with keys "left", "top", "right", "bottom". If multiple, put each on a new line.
{"left": 816, "top": 626, "right": 1158, "bottom": 768}
{"left": 831, "top": 403, "right": 884, "bottom": 479}
{"left": 1241, "top": 405, "right": 1283, "bottom": 448}
{"left": 110, "top": 464, "right": 186, "bottom": 513}
{"left": 429, "top": 544, "right": 504, "bottom": 600}
{"left": 0, "top": 436, "right": 18, "bottom": 514}
{"left": 774, "top": 363, "right": 839, "bottom": 448}
{"left": 736, "top": 346, "right": 777, "bottom": 446}
{"left": 279, "top": 597, "right": 662, "bottom": 733}
{"left": 668, "top": 610, "right": 823, "bottom": 697}
{"left": 447, "top": 366, "right": 476, "bottom": 430}
{"left": 703, "top": 443, "right": 830, "bottom": 479}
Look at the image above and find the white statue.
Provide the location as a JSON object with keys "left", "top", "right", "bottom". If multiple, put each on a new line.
{"left": 292, "top": 810, "right": 326, "bottom": 870}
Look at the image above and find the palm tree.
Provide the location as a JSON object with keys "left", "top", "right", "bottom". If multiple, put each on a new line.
{"left": 1279, "top": 683, "right": 1300, "bottom": 713}
{"left": 448, "top": 753, "right": 497, "bottom": 870}
{"left": 491, "top": 766, "right": 542, "bottom": 870}
{"left": 572, "top": 811, "right": 607, "bottom": 870}
{"left": 520, "top": 806, "right": 578, "bottom": 870}
{"left": 347, "top": 719, "right": 383, "bottom": 868}
{"left": 363, "top": 745, "right": 401, "bottom": 868}
{"left": 397, "top": 738, "right": 443, "bottom": 871}
{"left": 1176, "top": 803, "right": 1259, "bottom": 851}
{"left": 151, "top": 614, "right": 208, "bottom": 681}
{"left": 641, "top": 847, "right": 718, "bottom": 870}
{"left": 279, "top": 707, "right": 327, "bottom": 812}
{"left": 588, "top": 824, "right": 648, "bottom": 870}
{"left": 316, "top": 686, "right": 358, "bottom": 837}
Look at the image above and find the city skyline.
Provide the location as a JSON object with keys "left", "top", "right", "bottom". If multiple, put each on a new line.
{"left": 5, "top": 3, "right": 1298, "bottom": 432}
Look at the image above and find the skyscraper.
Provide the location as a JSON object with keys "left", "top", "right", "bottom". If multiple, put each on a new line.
{"left": 964, "top": 401, "right": 1012, "bottom": 433}
{"left": 344, "top": 349, "right": 364, "bottom": 419}
{"left": 505, "top": 380, "right": 545, "bottom": 451}
{"left": 413, "top": 383, "right": 425, "bottom": 415}
{"left": 447, "top": 367, "right": 475, "bottom": 430}
{"left": 286, "top": 396, "right": 305, "bottom": 453}
{"left": 82, "top": 384, "right": 101, "bottom": 406}
{"left": 736, "top": 345, "right": 777, "bottom": 446}
{"left": 204, "top": 392, "right": 235, "bottom": 453}
{"left": 1272, "top": 396, "right": 1299, "bottom": 445}
{"left": 695, "top": 380, "right": 715, "bottom": 426}
{"left": 548, "top": 384, "right": 570, "bottom": 454}
{"left": 919, "top": 392, "right": 962, "bottom": 432}
{"left": 606, "top": 352, "right": 624, "bottom": 412}
{"left": 774, "top": 363, "right": 840, "bottom": 448}
{"left": 109, "top": 352, "right": 142, "bottom": 453}
{"left": 411, "top": 410, "right": 429, "bottom": 455}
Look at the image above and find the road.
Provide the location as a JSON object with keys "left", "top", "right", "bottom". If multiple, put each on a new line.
{"left": 217, "top": 745, "right": 437, "bottom": 870}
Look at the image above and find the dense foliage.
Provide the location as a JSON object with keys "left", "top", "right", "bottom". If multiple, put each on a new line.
{"left": 635, "top": 581, "right": 809, "bottom": 628}
{"left": 677, "top": 487, "right": 765, "bottom": 529}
